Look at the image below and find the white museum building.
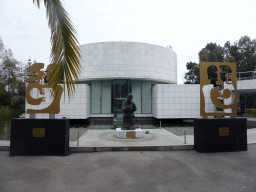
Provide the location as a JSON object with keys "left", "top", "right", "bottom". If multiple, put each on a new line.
{"left": 25, "top": 41, "right": 256, "bottom": 123}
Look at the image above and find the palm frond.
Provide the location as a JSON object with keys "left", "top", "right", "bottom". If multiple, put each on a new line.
{"left": 33, "top": 0, "right": 80, "bottom": 98}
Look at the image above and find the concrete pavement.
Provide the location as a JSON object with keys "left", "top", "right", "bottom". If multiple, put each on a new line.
{"left": 1, "top": 145, "right": 256, "bottom": 192}
{"left": 1, "top": 127, "right": 256, "bottom": 191}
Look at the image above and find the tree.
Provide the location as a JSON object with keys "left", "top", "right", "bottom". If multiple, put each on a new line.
{"left": 185, "top": 42, "right": 225, "bottom": 85}
{"left": 23, "top": 58, "right": 32, "bottom": 84}
{"left": 0, "top": 40, "right": 27, "bottom": 108}
{"left": 0, "top": 83, "right": 9, "bottom": 106}
{"left": 184, "top": 62, "right": 200, "bottom": 84}
{"left": 184, "top": 36, "right": 256, "bottom": 84}
{"left": 33, "top": 0, "right": 81, "bottom": 98}
{"left": 0, "top": 37, "right": 4, "bottom": 60}
{"left": 0, "top": 38, "right": 33, "bottom": 113}
{"left": 199, "top": 43, "right": 224, "bottom": 62}
{"left": 224, "top": 36, "right": 256, "bottom": 79}
{"left": 1, "top": 49, "right": 19, "bottom": 97}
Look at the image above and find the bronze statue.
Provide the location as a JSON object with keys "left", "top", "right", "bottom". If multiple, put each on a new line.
{"left": 122, "top": 93, "right": 137, "bottom": 130}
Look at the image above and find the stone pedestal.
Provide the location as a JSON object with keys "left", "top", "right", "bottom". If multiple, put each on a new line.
{"left": 10, "top": 118, "right": 69, "bottom": 156}
{"left": 194, "top": 117, "right": 247, "bottom": 153}
{"left": 116, "top": 128, "right": 143, "bottom": 139}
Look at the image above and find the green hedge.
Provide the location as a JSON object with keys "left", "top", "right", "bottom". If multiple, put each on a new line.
{"left": 245, "top": 108, "right": 256, "bottom": 116}
{"left": 0, "top": 105, "right": 24, "bottom": 118}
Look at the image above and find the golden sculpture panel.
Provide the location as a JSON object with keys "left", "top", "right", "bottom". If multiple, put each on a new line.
{"left": 200, "top": 62, "right": 237, "bottom": 118}
{"left": 25, "top": 63, "right": 63, "bottom": 114}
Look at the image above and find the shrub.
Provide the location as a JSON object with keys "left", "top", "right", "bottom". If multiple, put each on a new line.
{"left": 245, "top": 108, "right": 256, "bottom": 116}
{"left": 0, "top": 105, "right": 11, "bottom": 118}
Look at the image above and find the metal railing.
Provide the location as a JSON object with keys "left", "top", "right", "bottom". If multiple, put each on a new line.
{"left": 237, "top": 71, "right": 256, "bottom": 81}
{"left": 158, "top": 121, "right": 194, "bottom": 136}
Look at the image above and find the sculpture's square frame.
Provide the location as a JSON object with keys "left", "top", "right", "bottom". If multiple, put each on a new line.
{"left": 200, "top": 62, "right": 237, "bottom": 118}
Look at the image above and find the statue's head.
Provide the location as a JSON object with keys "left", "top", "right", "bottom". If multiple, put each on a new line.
{"left": 127, "top": 93, "right": 133, "bottom": 103}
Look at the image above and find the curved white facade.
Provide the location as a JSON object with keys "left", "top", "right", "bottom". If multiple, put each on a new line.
{"left": 78, "top": 41, "right": 177, "bottom": 84}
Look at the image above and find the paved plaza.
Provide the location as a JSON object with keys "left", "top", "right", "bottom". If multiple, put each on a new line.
{"left": 1, "top": 144, "right": 256, "bottom": 192}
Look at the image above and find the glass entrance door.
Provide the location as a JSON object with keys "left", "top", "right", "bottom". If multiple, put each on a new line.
{"left": 112, "top": 80, "right": 131, "bottom": 119}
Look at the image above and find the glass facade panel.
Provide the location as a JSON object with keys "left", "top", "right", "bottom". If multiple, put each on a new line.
{"left": 90, "top": 79, "right": 152, "bottom": 115}
{"left": 131, "top": 81, "right": 142, "bottom": 114}
{"left": 91, "top": 81, "right": 101, "bottom": 114}
{"left": 112, "top": 80, "right": 131, "bottom": 118}
{"left": 101, "top": 81, "right": 111, "bottom": 114}
{"left": 142, "top": 81, "right": 152, "bottom": 113}
{"left": 142, "top": 98, "right": 151, "bottom": 113}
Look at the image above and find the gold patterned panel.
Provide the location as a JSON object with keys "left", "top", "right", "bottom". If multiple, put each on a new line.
{"left": 200, "top": 62, "right": 237, "bottom": 118}
{"left": 25, "top": 63, "right": 63, "bottom": 114}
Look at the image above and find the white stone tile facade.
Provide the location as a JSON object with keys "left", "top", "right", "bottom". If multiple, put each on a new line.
{"left": 237, "top": 80, "right": 256, "bottom": 90}
{"left": 79, "top": 41, "right": 177, "bottom": 84}
{"left": 152, "top": 84, "right": 214, "bottom": 119}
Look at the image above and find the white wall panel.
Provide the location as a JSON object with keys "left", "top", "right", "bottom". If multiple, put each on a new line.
{"left": 152, "top": 84, "right": 214, "bottom": 118}
{"left": 79, "top": 42, "right": 177, "bottom": 84}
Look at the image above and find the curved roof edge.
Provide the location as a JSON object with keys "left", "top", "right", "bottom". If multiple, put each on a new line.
{"left": 79, "top": 41, "right": 175, "bottom": 52}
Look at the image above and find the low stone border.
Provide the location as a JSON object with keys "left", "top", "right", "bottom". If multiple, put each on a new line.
{"left": 0, "top": 146, "right": 10, "bottom": 151}
{"left": 0, "top": 145, "right": 194, "bottom": 152}
{"left": 69, "top": 145, "right": 194, "bottom": 153}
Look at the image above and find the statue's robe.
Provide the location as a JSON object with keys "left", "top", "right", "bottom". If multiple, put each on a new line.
{"left": 122, "top": 100, "right": 137, "bottom": 130}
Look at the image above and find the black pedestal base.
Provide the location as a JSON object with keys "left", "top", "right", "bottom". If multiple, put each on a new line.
{"left": 10, "top": 118, "right": 69, "bottom": 156}
{"left": 194, "top": 118, "right": 247, "bottom": 153}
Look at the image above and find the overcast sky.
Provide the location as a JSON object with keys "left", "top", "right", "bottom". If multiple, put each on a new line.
{"left": 1, "top": 0, "right": 256, "bottom": 84}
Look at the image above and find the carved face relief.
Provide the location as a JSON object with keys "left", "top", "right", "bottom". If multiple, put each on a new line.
{"left": 200, "top": 62, "right": 237, "bottom": 118}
